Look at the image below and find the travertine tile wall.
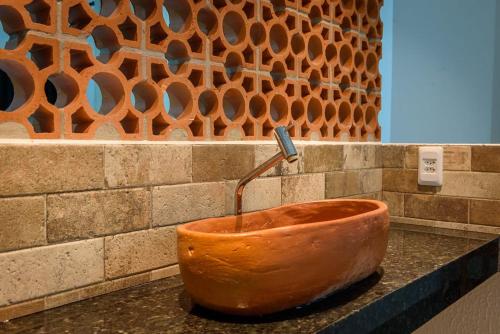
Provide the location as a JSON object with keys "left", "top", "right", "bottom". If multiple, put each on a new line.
{"left": 382, "top": 145, "right": 500, "bottom": 234}
{"left": 0, "top": 141, "right": 382, "bottom": 321}
{"left": 3, "top": 142, "right": 498, "bottom": 321}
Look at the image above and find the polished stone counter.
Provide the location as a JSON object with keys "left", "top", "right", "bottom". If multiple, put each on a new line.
{"left": 1, "top": 223, "right": 498, "bottom": 334}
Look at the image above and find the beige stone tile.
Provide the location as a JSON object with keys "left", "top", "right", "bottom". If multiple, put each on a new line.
{"left": 0, "top": 196, "right": 46, "bottom": 252}
{"left": 77, "top": 272, "right": 151, "bottom": 301}
{"left": 0, "top": 298, "right": 45, "bottom": 322}
{"left": 341, "top": 192, "right": 382, "bottom": 200}
{"left": 44, "top": 289, "right": 80, "bottom": 310}
{"left": 471, "top": 146, "right": 500, "bottom": 173}
{"left": 192, "top": 144, "right": 255, "bottom": 182}
{"left": 105, "top": 272, "right": 151, "bottom": 294}
{"left": 281, "top": 173, "right": 325, "bottom": 204}
{"left": 382, "top": 192, "right": 404, "bottom": 217}
{"left": 254, "top": 144, "right": 304, "bottom": 177}
{"left": 382, "top": 145, "right": 405, "bottom": 168}
{"left": 382, "top": 169, "right": 438, "bottom": 194}
{"left": 104, "top": 226, "right": 177, "bottom": 279}
{"left": 254, "top": 145, "right": 281, "bottom": 177}
{"left": 405, "top": 145, "right": 471, "bottom": 171}
{"left": 325, "top": 169, "right": 382, "bottom": 198}
{"left": 391, "top": 216, "right": 500, "bottom": 235}
{"left": 0, "top": 145, "right": 104, "bottom": 196}
{"left": 384, "top": 169, "right": 500, "bottom": 200}
{"left": 404, "top": 194, "right": 468, "bottom": 223}
{"left": 343, "top": 144, "right": 382, "bottom": 170}
{"left": 152, "top": 182, "right": 225, "bottom": 226}
{"left": 440, "top": 171, "right": 500, "bottom": 200}
{"left": 443, "top": 146, "right": 471, "bottom": 171}
{"left": 150, "top": 264, "right": 180, "bottom": 281}
{"left": 225, "top": 177, "right": 282, "bottom": 215}
{"left": 470, "top": 199, "right": 500, "bottom": 227}
{"left": 0, "top": 239, "right": 104, "bottom": 306}
{"left": 104, "top": 144, "right": 191, "bottom": 188}
{"left": 47, "top": 189, "right": 150, "bottom": 243}
{"left": 303, "top": 145, "right": 343, "bottom": 173}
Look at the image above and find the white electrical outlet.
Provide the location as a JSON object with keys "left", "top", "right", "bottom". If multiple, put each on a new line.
{"left": 418, "top": 146, "right": 443, "bottom": 186}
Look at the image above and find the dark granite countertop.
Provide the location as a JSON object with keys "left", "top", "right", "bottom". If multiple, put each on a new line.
{"left": 1, "top": 223, "right": 498, "bottom": 334}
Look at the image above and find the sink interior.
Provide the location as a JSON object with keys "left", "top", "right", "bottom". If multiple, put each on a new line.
{"left": 183, "top": 200, "right": 383, "bottom": 234}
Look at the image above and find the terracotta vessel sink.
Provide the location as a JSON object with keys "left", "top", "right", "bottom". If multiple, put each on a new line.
{"left": 176, "top": 199, "right": 390, "bottom": 316}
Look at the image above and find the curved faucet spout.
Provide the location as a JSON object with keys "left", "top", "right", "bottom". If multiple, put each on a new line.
{"left": 234, "top": 126, "right": 298, "bottom": 216}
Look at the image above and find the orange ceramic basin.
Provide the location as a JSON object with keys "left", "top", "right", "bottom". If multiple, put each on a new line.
{"left": 176, "top": 199, "right": 390, "bottom": 316}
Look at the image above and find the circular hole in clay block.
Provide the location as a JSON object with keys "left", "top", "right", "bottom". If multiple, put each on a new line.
{"left": 223, "top": 11, "right": 246, "bottom": 45}
{"left": 340, "top": 75, "right": 350, "bottom": 92}
{"left": 353, "top": 105, "right": 363, "bottom": 125}
{"left": 271, "top": 61, "right": 286, "bottom": 87}
{"left": 308, "top": 5, "right": 321, "bottom": 26}
{"left": 45, "top": 73, "right": 79, "bottom": 108}
{"left": 250, "top": 22, "right": 266, "bottom": 46}
{"left": 163, "top": 0, "right": 192, "bottom": 33}
{"left": 249, "top": 95, "right": 266, "bottom": 119}
{"left": 224, "top": 52, "right": 243, "bottom": 81}
{"left": 269, "top": 24, "right": 288, "bottom": 54}
{"left": 367, "top": 0, "right": 378, "bottom": 19}
{"left": 87, "top": 0, "right": 119, "bottom": 17}
{"left": 291, "top": 100, "right": 304, "bottom": 120}
{"left": 86, "top": 72, "right": 123, "bottom": 115}
{"left": 198, "top": 90, "right": 218, "bottom": 116}
{"left": 338, "top": 101, "right": 352, "bottom": 125}
{"left": 131, "top": 81, "right": 157, "bottom": 112}
{"left": 270, "top": 94, "right": 287, "bottom": 122}
{"left": 0, "top": 6, "right": 26, "bottom": 50}
{"left": 0, "top": 60, "right": 34, "bottom": 112}
{"left": 87, "top": 25, "right": 120, "bottom": 63}
{"left": 307, "top": 35, "right": 323, "bottom": 64}
{"left": 308, "top": 69, "right": 321, "bottom": 90}
{"left": 291, "top": 33, "right": 305, "bottom": 55}
{"left": 367, "top": 26, "right": 377, "bottom": 39}
{"left": 165, "top": 40, "right": 190, "bottom": 74}
{"left": 164, "top": 82, "right": 193, "bottom": 119}
{"left": 130, "top": 0, "right": 156, "bottom": 20}
{"left": 325, "top": 44, "right": 337, "bottom": 63}
{"left": 354, "top": 51, "right": 364, "bottom": 71}
{"left": 339, "top": 44, "right": 353, "bottom": 69}
{"left": 197, "top": 7, "right": 218, "bottom": 36}
{"left": 365, "top": 105, "right": 377, "bottom": 127}
{"left": 307, "top": 97, "right": 322, "bottom": 123}
{"left": 366, "top": 52, "right": 378, "bottom": 74}
{"left": 325, "top": 103, "right": 336, "bottom": 123}
{"left": 223, "top": 88, "right": 245, "bottom": 121}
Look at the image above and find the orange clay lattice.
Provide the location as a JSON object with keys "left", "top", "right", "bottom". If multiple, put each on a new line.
{"left": 0, "top": 0, "right": 383, "bottom": 141}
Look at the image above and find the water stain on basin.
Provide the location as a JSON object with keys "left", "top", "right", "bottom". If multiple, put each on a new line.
{"left": 177, "top": 199, "right": 390, "bottom": 316}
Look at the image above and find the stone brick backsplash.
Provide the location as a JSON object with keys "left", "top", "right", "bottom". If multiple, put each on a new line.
{"left": 1, "top": 142, "right": 499, "bottom": 321}
{"left": 382, "top": 145, "right": 500, "bottom": 234}
{"left": 0, "top": 141, "right": 382, "bottom": 320}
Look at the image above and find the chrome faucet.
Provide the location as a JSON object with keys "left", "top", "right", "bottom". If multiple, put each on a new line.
{"left": 234, "top": 126, "right": 298, "bottom": 215}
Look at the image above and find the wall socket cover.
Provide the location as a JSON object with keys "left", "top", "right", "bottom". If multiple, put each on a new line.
{"left": 418, "top": 146, "right": 443, "bottom": 186}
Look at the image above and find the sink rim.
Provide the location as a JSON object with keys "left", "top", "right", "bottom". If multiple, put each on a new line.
{"left": 177, "top": 199, "right": 388, "bottom": 237}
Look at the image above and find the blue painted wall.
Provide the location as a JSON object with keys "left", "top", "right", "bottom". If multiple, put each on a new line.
{"left": 492, "top": 1, "right": 500, "bottom": 143}
{"left": 379, "top": 0, "right": 393, "bottom": 142}
{"left": 386, "top": 0, "right": 498, "bottom": 143}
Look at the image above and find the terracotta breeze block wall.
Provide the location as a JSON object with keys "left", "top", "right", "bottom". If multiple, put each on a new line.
{"left": 382, "top": 145, "right": 500, "bottom": 235}
{"left": 0, "top": 0, "right": 383, "bottom": 141}
{"left": 0, "top": 141, "right": 382, "bottom": 320}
